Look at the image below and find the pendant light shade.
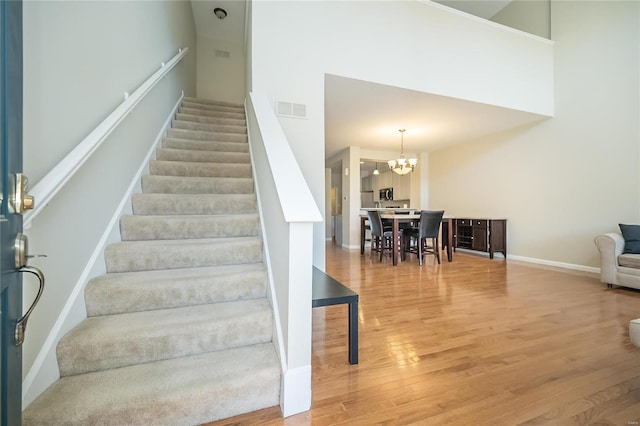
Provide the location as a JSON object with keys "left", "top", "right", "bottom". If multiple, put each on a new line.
{"left": 388, "top": 129, "right": 417, "bottom": 175}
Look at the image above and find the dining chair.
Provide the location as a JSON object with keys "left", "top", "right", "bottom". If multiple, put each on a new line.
{"left": 403, "top": 210, "right": 445, "bottom": 265}
{"left": 367, "top": 210, "right": 401, "bottom": 262}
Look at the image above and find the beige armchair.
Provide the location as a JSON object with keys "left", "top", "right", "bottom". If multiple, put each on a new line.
{"left": 594, "top": 232, "right": 640, "bottom": 290}
{"left": 596, "top": 233, "right": 640, "bottom": 348}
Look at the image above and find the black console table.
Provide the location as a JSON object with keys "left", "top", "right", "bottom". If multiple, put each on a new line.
{"left": 312, "top": 267, "right": 359, "bottom": 365}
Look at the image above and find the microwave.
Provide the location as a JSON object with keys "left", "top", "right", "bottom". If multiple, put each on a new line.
{"left": 379, "top": 187, "right": 393, "bottom": 201}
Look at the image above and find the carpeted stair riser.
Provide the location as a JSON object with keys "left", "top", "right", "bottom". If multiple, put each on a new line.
{"left": 167, "top": 128, "right": 247, "bottom": 143}
{"left": 155, "top": 148, "right": 250, "bottom": 164}
{"left": 104, "top": 236, "right": 263, "bottom": 273}
{"left": 131, "top": 193, "right": 257, "bottom": 215}
{"left": 149, "top": 160, "right": 252, "bottom": 178}
{"left": 162, "top": 138, "right": 249, "bottom": 153}
{"left": 172, "top": 119, "right": 247, "bottom": 135}
{"left": 23, "top": 343, "right": 280, "bottom": 426}
{"left": 183, "top": 96, "right": 243, "bottom": 107}
{"left": 142, "top": 175, "right": 254, "bottom": 195}
{"left": 175, "top": 112, "right": 246, "bottom": 127}
{"left": 179, "top": 106, "right": 245, "bottom": 120}
{"left": 120, "top": 214, "right": 260, "bottom": 240}
{"left": 57, "top": 299, "right": 273, "bottom": 376}
{"left": 85, "top": 264, "right": 267, "bottom": 316}
{"left": 181, "top": 101, "right": 243, "bottom": 113}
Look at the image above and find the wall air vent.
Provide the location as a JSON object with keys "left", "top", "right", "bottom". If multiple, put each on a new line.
{"left": 215, "top": 49, "right": 230, "bottom": 59}
{"left": 276, "top": 101, "right": 308, "bottom": 119}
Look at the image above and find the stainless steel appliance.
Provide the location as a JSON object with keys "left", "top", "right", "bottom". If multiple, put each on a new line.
{"left": 379, "top": 187, "right": 393, "bottom": 201}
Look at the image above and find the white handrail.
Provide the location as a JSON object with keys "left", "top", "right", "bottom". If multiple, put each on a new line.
{"left": 24, "top": 47, "right": 190, "bottom": 229}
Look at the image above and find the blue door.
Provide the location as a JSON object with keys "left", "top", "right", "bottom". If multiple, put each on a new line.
{"left": 1, "top": 1, "right": 23, "bottom": 424}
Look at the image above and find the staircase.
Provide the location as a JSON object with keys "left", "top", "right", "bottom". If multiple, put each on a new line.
{"left": 23, "top": 97, "right": 281, "bottom": 425}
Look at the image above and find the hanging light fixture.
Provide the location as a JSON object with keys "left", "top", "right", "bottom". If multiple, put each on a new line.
{"left": 388, "top": 129, "right": 417, "bottom": 175}
{"left": 372, "top": 162, "right": 380, "bottom": 175}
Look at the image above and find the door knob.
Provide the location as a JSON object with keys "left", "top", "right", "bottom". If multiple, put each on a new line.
{"left": 11, "top": 173, "right": 34, "bottom": 214}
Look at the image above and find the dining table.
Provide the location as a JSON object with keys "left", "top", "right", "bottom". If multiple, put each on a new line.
{"left": 360, "top": 212, "right": 454, "bottom": 266}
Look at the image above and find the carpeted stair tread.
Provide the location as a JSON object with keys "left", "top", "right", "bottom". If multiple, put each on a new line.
{"left": 85, "top": 264, "right": 267, "bottom": 316}
{"left": 162, "top": 138, "right": 249, "bottom": 153}
{"left": 120, "top": 213, "right": 260, "bottom": 240}
{"left": 183, "top": 96, "right": 244, "bottom": 109}
{"left": 142, "top": 175, "right": 254, "bottom": 195}
{"left": 131, "top": 193, "right": 257, "bottom": 215}
{"left": 155, "top": 147, "right": 250, "bottom": 164}
{"left": 104, "top": 236, "right": 263, "bottom": 273}
{"left": 179, "top": 106, "right": 245, "bottom": 120}
{"left": 57, "top": 299, "right": 273, "bottom": 376}
{"left": 172, "top": 119, "right": 247, "bottom": 135}
{"left": 149, "top": 160, "right": 252, "bottom": 178}
{"left": 23, "top": 343, "right": 280, "bottom": 426}
{"left": 167, "top": 128, "right": 247, "bottom": 143}
{"left": 175, "top": 112, "right": 245, "bottom": 127}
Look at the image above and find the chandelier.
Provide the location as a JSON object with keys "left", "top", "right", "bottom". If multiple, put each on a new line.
{"left": 388, "top": 129, "right": 417, "bottom": 175}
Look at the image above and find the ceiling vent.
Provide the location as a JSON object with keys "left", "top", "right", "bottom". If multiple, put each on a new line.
{"left": 276, "top": 101, "right": 307, "bottom": 119}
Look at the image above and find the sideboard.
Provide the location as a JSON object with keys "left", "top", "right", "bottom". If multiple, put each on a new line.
{"left": 442, "top": 218, "right": 507, "bottom": 259}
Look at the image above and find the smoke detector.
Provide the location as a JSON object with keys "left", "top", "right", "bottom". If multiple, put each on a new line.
{"left": 213, "top": 7, "right": 227, "bottom": 20}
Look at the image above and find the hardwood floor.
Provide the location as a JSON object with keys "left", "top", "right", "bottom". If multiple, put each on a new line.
{"left": 207, "top": 243, "right": 640, "bottom": 425}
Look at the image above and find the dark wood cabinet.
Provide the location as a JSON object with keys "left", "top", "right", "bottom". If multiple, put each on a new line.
{"left": 442, "top": 218, "right": 507, "bottom": 259}
{"left": 472, "top": 220, "right": 488, "bottom": 251}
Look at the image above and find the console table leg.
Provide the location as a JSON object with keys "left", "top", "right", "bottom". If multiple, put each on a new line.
{"left": 348, "top": 300, "right": 359, "bottom": 365}
{"left": 360, "top": 217, "right": 365, "bottom": 255}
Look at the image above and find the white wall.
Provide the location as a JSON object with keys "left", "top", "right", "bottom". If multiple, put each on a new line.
{"left": 250, "top": 0, "right": 553, "bottom": 261}
{"left": 22, "top": 0, "right": 196, "bottom": 396}
{"left": 197, "top": 34, "right": 245, "bottom": 103}
{"left": 429, "top": 0, "right": 639, "bottom": 269}
{"left": 491, "top": 0, "right": 551, "bottom": 39}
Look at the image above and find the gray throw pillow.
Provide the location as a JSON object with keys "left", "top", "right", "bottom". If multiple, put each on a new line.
{"left": 619, "top": 224, "right": 640, "bottom": 254}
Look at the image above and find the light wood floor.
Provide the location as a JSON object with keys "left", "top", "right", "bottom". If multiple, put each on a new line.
{"left": 208, "top": 243, "right": 640, "bottom": 425}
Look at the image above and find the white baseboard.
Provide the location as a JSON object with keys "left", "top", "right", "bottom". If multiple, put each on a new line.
{"left": 22, "top": 94, "right": 183, "bottom": 407}
{"left": 281, "top": 365, "right": 311, "bottom": 417}
{"left": 507, "top": 254, "right": 599, "bottom": 275}
{"left": 451, "top": 247, "right": 599, "bottom": 274}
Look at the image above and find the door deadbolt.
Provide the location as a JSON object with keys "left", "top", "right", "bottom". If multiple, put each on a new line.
{"left": 10, "top": 173, "right": 34, "bottom": 215}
